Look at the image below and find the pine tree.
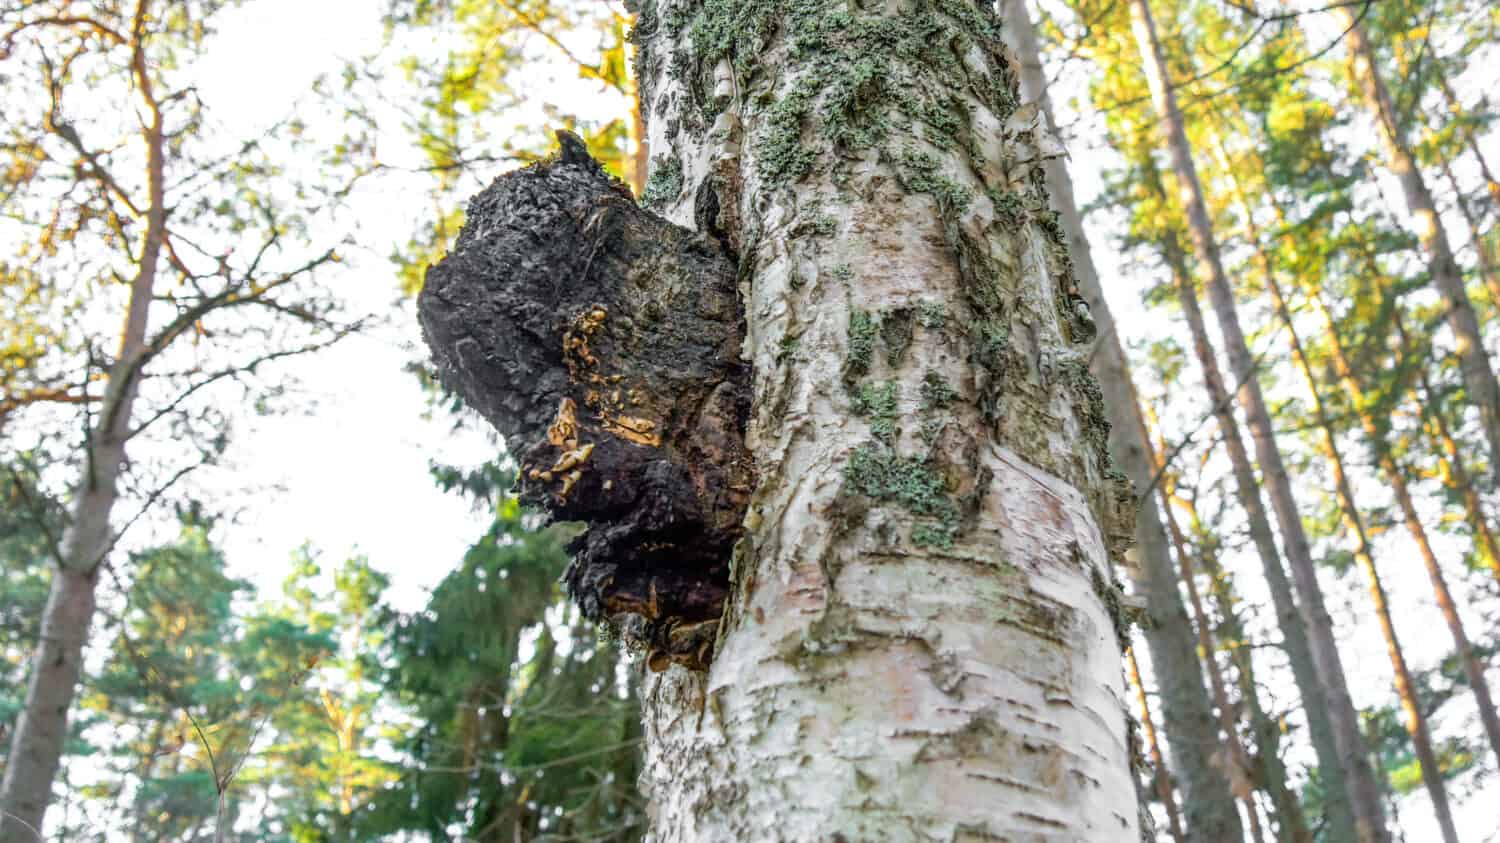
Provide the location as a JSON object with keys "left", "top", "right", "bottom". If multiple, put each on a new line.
{"left": 1125, "top": 1, "right": 1391, "bottom": 837}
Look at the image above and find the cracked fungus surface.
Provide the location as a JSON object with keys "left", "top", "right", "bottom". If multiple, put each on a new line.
{"left": 417, "top": 132, "right": 754, "bottom": 672}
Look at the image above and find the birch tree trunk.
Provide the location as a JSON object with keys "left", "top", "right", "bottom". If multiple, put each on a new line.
{"left": 631, "top": 2, "right": 1140, "bottom": 838}
{"left": 1127, "top": 2, "right": 1390, "bottom": 839}
{"left": 997, "top": 1, "right": 1245, "bottom": 838}
{"left": 1336, "top": 9, "right": 1500, "bottom": 483}
{"left": 0, "top": 12, "right": 166, "bottom": 834}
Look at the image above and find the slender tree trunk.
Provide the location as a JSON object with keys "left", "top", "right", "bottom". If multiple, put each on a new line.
{"left": 1438, "top": 158, "right": 1500, "bottom": 317}
{"left": 1127, "top": 4, "right": 1390, "bottom": 839}
{"left": 1165, "top": 480, "right": 1310, "bottom": 843}
{"left": 1160, "top": 215, "right": 1371, "bottom": 836}
{"left": 1152, "top": 451, "right": 1309, "bottom": 843}
{"left": 1337, "top": 9, "right": 1500, "bottom": 482}
{"left": 1127, "top": 647, "right": 1187, "bottom": 843}
{"left": 1258, "top": 251, "right": 1461, "bottom": 843}
{"left": 0, "top": 6, "right": 166, "bottom": 836}
{"left": 999, "top": 2, "right": 1244, "bottom": 838}
{"left": 1310, "top": 299, "right": 1500, "bottom": 769}
{"left": 1161, "top": 229, "right": 1357, "bottom": 841}
{"left": 1412, "top": 356, "right": 1500, "bottom": 581}
{"left": 632, "top": 3, "right": 1140, "bottom": 837}
{"left": 1225, "top": 125, "right": 1500, "bottom": 590}
{"left": 625, "top": 36, "right": 648, "bottom": 197}
{"left": 1156, "top": 491, "right": 1267, "bottom": 842}
{"left": 1214, "top": 132, "right": 1482, "bottom": 828}
{"left": 130, "top": 714, "right": 171, "bottom": 843}
{"left": 1433, "top": 70, "right": 1500, "bottom": 208}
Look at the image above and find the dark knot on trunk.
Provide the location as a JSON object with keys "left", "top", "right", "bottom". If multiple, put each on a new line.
{"left": 418, "top": 132, "right": 752, "bottom": 672}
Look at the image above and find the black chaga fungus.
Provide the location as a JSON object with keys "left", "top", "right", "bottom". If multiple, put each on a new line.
{"left": 418, "top": 131, "right": 753, "bottom": 672}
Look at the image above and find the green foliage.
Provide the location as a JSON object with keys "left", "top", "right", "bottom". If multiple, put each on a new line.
{"left": 0, "top": 456, "right": 60, "bottom": 754}
{"left": 82, "top": 522, "right": 353, "bottom": 841}
{"left": 359, "top": 499, "right": 642, "bottom": 842}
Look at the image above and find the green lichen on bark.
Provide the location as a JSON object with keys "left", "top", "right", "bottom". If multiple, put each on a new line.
{"left": 757, "top": 78, "right": 818, "bottom": 184}
{"left": 851, "top": 381, "right": 900, "bottom": 442}
{"left": 880, "top": 307, "right": 914, "bottom": 366}
{"left": 641, "top": 154, "right": 685, "bottom": 208}
{"left": 919, "top": 371, "right": 958, "bottom": 409}
{"left": 989, "top": 188, "right": 1026, "bottom": 224}
{"left": 969, "top": 320, "right": 1010, "bottom": 374}
{"left": 1057, "top": 356, "right": 1111, "bottom": 468}
{"left": 898, "top": 147, "right": 972, "bottom": 216}
{"left": 845, "top": 307, "right": 877, "bottom": 381}
{"left": 917, "top": 301, "right": 947, "bottom": 330}
{"left": 845, "top": 443, "right": 960, "bottom": 548}
{"left": 1090, "top": 563, "right": 1136, "bottom": 653}
{"left": 644, "top": 0, "right": 1019, "bottom": 184}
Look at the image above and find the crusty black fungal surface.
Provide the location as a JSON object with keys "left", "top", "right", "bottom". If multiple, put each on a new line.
{"left": 418, "top": 131, "right": 752, "bottom": 672}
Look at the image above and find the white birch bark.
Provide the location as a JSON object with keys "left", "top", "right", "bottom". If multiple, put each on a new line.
{"left": 631, "top": 2, "right": 1140, "bottom": 839}
{"left": 998, "top": 3, "right": 1247, "bottom": 838}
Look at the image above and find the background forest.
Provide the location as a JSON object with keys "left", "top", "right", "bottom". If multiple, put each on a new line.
{"left": 1, "top": 0, "right": 1498, "bottom": 841}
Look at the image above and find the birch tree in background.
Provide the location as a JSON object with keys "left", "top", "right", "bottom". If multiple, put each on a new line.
{"left": 998, "top": 2, "right": 1245, "bottom": 837}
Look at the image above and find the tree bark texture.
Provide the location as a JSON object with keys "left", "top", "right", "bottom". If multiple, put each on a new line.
{"left": 1127, "top": 2, "right": 1390, "bottom": 839}
{"left": 998, "top": 2, "right": 1247, "bottom": 839}
{"left": 423, "top": 1, "right": 1145, "bottom": 839}
{"left": 632, "top": 1, "right": 1144, "bottom": 837}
